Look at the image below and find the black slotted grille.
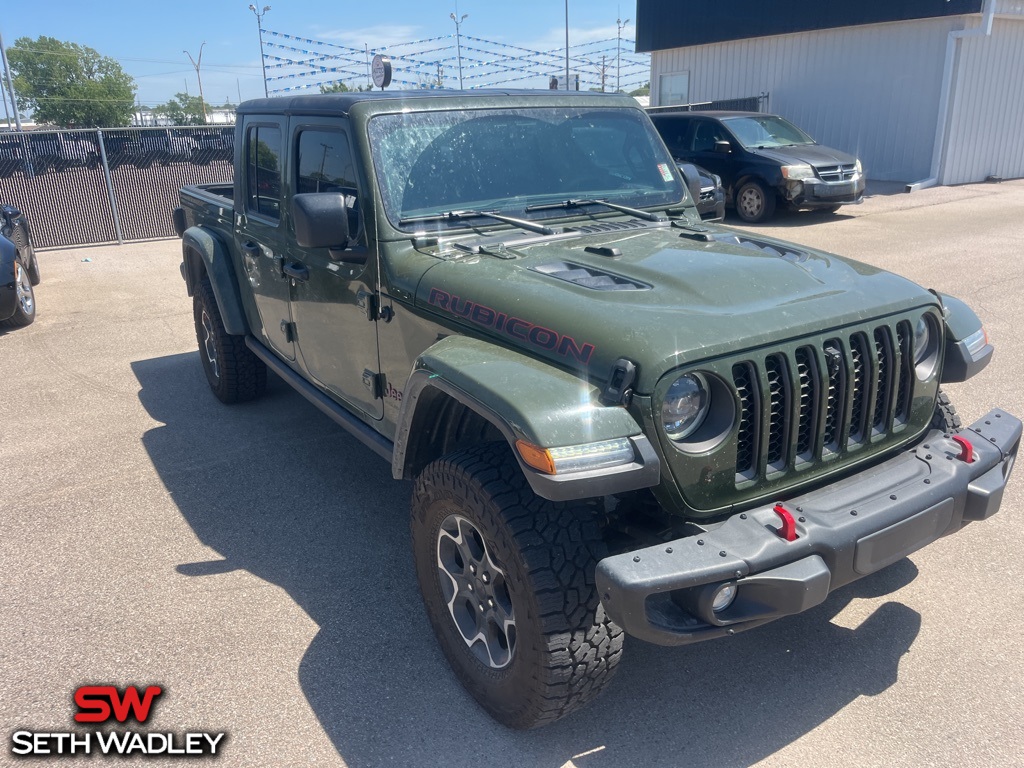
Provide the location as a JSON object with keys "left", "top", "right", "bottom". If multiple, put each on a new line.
{"left": 894, "top": 322, "right": 913, "bottom": 424}
{"left": 733, "top": 362, "right": 759, "bottom": 478}
{"left": 872, "top": 327, "right": 893, "bottom": 431}
{"left": 795, "top": 347, "right": 817, "bottom": 460}
{"left": 731, "top": 322, "right": 908, "bottom": 486}
{"left": 765, "top": 355, "right": 789, "bottom": 469}
{"left": 822, "top": 339, "right": 845, "bottom": 453}
{"left": 848, "top": 334, "right": 870, "bottom": 445}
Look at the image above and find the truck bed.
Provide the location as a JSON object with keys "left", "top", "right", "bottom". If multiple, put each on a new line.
{"left": 179, "top": 182, "right": 233, "bottom": 232}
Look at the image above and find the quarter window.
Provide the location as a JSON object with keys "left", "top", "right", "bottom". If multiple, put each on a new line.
{"left": 246, "top": 125, "right": 282, "bottom": 220}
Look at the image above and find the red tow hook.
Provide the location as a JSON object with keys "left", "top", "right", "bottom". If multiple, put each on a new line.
{"left": 952, "top": 434, "right": 975, "bottom": 463}
{"left": 773, "top": 503, "right": 799, "bottom": 542}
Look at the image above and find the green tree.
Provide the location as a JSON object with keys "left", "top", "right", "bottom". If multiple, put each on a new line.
{"left": 7, "top": 36, "right": 136, "bottom": 127}
{"left": 320, "top": 81, "right": 350, "bottom": 94}
{"left": 629, "top": 83, "right": 651, "bottom": 97}
{"left": 155, "top": 93, "right": 212, "bottom": 125}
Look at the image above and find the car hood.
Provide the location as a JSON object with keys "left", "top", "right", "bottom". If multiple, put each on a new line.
{"left": 412, "top": 221, "right": 933, "bottom": 393}
{"left": 750, "top": 143, "right": 858, "bottom": 168}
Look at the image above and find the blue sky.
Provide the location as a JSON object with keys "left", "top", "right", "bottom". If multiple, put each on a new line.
{"left": 1, "top": 1, "right": 647, "bottom": 109}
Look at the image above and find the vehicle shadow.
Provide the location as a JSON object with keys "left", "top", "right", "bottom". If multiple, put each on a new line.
{"left": 134, "top": 353, "right": 922, "bottom": 768}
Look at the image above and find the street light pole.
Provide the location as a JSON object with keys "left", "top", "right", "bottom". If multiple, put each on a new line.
{"left": 564, "top": 0, "right": 570, "bottom": 90}
{"left": 617, "top": 17, "right": 630, "bottom": 93}
{"left": 248, "top": 4, "right": 271, "bottom": 98}
{"left": 0, "top": 31, "right": 22, "bottom": 131}
{"left": 184, "top": 42, "right": 208, "bottom": 124}
{"left": 450, "top": 11, "right": 467, "bottom": 89}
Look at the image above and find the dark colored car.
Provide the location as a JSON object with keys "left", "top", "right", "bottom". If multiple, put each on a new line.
{"left": 0, "top": 205, "right": 39, "bottom": 329}
{"left": 678, "top": 162, "right": 725, "bottom": 221}
{"left": 650, "top": 110, "right": 865, "bottom": 223}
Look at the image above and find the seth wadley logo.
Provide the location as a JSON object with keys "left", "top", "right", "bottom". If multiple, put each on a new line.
{"left": 10, "top": 685, "right": 227, "bottom": 758}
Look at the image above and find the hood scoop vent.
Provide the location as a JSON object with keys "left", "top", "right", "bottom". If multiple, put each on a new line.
{"left": 531, "top": 261, "right": 651, "bottom": 291}
{"left": 572, "top": 218, "right": 654, "bottom": 235}
{"left": 713, "top": 234, "right": 809, "bottom": 263}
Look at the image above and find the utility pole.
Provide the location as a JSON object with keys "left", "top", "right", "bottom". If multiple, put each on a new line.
{"left": 184, "top": 42, "right": 208, "bottom": 124}
{"left": 617, "top": 16, "right": 630, "bottom": 93}
{"left": 564, "top": 0, "right": 570, "bottom": 90}
{"left": 0, "top": 31, "right": 20, "bottom": 131}
{"left": 601, "top": 55, "right": 606, "bottom": 92}
{"left": 249, "top": 4, "right": 271, "bottom": 97}
{"left": 450, "top": 8, "right": 468, "bottom": 89}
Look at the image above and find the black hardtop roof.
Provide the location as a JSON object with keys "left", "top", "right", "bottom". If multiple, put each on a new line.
{"left": 237, "top": 89, "right": 634, "bottom": 117}
{"left": 648, "top": 110, "right": 774, "bottom": 120}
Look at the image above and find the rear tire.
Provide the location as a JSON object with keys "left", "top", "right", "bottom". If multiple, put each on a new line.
{"left": 411, "top": 443, "right": 623, "bottom": 729}
{"left": 193, "top": 278, "right": 266, "bottom": 403}
{"left": 0, "top": 260, "right": 35, "bottom": 328}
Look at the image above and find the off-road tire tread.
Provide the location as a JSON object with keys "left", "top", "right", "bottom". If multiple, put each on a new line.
{"left": 931, "top": 389, "right": 962, "bottom": 433}
{"left": 412, "top": 442, "right": 623, "bottom": 729}
{"left": 194, "top": 278, "right": 266, "bottom": 403}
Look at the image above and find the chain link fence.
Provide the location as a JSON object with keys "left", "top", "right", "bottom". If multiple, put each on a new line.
{"left": 0, "top": 126, "right": 235, "bottom": 249}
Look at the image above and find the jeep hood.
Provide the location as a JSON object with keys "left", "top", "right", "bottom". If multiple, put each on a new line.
{"left": 413, "top": 223, "right": 935, "bottom": 393}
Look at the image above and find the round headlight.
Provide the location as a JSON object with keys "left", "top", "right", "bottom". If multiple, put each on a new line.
{"left": 913, "top": 315, "right": 931, "bottom": 364}
{"left": 662, "top": 373, "right": 710, "bottom": 441}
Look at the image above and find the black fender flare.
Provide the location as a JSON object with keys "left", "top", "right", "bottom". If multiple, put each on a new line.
{"left": 180, "top": 226, "right": 249, "bottom": 336}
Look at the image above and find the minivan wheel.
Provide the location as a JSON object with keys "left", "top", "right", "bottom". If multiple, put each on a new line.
{"left": 735, "top": 180, "right": 776, "bottom": 223}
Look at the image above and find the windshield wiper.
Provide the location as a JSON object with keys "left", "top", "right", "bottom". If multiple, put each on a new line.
{"left": 524, "top": 198, "right": 668, "bottom": 223}
{"left": 399, "top": 209, "right": 556, "bottom": 236}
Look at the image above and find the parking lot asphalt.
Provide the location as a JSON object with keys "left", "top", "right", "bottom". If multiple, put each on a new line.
{"left": 2, "top": 180, "right": 1023, "bottom": 768}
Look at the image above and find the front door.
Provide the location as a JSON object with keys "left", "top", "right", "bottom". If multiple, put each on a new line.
{"left": 285, "top": 122, "right": 383, "bottom": 420}
{"left": 236, "top": 116, "right": 294, "bottom": 359}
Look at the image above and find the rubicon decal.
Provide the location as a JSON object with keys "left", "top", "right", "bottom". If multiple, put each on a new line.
{"left": 9, "top": 685, "right": 226, "bottom": 758}
{"left": 428, "top": 289, "right": 595, "bottom": 363}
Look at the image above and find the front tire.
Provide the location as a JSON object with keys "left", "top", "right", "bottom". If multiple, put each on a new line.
{"left": 411, "top": 443, "right": 623, "bottom": 729}
{"left": 734, "top": 179, "right": 777, "bottom": 223}
{"left": 193, "top": 278, "right": 266, "bottom": 403}
{"left": 931, "top": 390, "right": 962, "bottom": 434}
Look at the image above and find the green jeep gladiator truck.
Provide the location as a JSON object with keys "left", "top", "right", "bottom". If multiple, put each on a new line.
{"left": 175, "top": 90, "right": 1020, "bottom": 729}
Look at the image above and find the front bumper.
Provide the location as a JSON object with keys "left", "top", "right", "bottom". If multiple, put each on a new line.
{"left": 596, "top": 408, "right": 1021, "bottom": 646}
{"left": 782, "top": 175, "right": 866, "bottom": 208}
{"left": 697, "top": 189, "right": 726, "bottom": 222}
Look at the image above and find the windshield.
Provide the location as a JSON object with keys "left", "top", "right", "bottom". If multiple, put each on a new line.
{"left": 368, "top": 106, "right": 688, "bottom": 230}
{"left": 721, "top": 115, "right": 816, "bottom": 149}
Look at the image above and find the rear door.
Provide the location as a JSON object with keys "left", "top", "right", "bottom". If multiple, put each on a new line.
{"left": 235, "top": 116, "right": 295, "bottom": 359}
{"left": 284, "top": 120, "right": 383, "bottom": 420}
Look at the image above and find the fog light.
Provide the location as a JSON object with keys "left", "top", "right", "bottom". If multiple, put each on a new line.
{"left": 712, "top": 583, "right": 737, "bottom": 613}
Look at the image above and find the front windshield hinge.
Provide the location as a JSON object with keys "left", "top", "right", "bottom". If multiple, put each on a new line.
{"left": 600, "top": 358, "right": 638, "bottom": 407}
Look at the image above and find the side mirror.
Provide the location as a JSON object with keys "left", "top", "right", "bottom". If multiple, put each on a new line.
{"left": 678, "top": 163, "right": 703, "bottom": 205}
{"left": 714, "top": 140, "right": 732, "bottom": 154}
{"left": 292, "top": 192, "right": 351, "bottom": 253}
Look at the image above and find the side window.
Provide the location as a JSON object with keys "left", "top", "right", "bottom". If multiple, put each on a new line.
{"left": 296, "top": 128, "right": 362, "bottom": 243}
{"left": 692, "top": 121, "right": 725, "bottom": 153}
{"left": 246, "top": 125, "right": 282, "bottom": 220}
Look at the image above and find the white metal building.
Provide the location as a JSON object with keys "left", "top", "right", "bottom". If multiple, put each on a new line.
{"left": 638, "top": 0, "right": 1024, "bottom": 185}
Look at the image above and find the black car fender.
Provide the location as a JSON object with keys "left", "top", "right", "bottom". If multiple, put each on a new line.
{"left": 180, "top": 226, "right": 250, "bottom": 336}
{"left": 0, "top": 235, "right": 19, "bottom": 320}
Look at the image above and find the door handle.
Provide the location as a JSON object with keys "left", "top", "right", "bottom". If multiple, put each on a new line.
{"left": 283, "top": 262, "right": 310, "bottom": 282}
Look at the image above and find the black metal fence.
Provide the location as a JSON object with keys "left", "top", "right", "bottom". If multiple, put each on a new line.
{"left": 0, "top": 126, "right": 235, "bottom": 249}
{"left": 646, "top": 93, "right": 769, "bottom": 115}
